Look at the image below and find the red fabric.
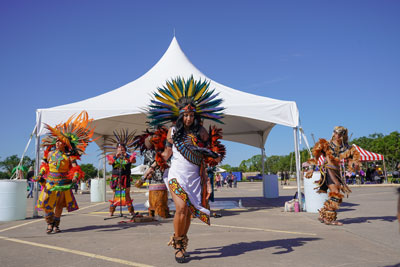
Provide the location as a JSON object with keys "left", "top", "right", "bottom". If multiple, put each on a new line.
{"left": 68, "top": 165, "right": 85, "bottom": 181}
{"left": 129, "top": 153, "right": 136, "bottom": 163}
{"left": 106, "top": 154, "right": 115, "bottom": 164}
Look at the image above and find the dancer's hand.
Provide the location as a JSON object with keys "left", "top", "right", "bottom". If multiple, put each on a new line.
{"left": 143, "top": 166, "right": 154, "bottom": 180}
{"left": 305, "top": 170, "right": 314, "bottom": 178}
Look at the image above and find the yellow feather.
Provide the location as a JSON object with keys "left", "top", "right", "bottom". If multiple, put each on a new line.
{"left": 166, "top": 83, "right": 179, "bottom": 100}
{"left": 174, "top": 80, "right": 184, "bottom": 97}
{"left": 168, "top": 82, "right": 182, "bottom": 99}
{"left": 155, "top": 95, "right": 176, "bottom": 107}
{"left": 194, "top": 83, "right": 208, "bottom": 101}
{"left": 159, "top": 90, "right": 176, "bottom": 104}
{"left": 187, "top": 78, "right": 194, "bottom": 97}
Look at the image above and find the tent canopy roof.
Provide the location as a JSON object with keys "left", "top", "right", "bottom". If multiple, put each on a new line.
{"left": 317, "top": 144, "right": 385, "bottom": 165}
{"left": 37, "top": 37, "right": 299, "bottom": 149}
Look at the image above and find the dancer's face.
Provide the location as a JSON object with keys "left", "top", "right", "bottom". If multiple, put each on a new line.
{"left": 117, "top": 144, "right": 126, "bottom": 154}
{"left": 183, "top": 111, "right": 195, "bottom": 128}
{"left": 333, "top": 131, "right": 343, "bottom": 143}
{"left": 55, "top": 140, "right": 64, "bottom": 151}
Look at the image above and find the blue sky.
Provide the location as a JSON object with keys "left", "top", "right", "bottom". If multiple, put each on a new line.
{"left": 0, "top": 1, "right": 399, "bottom": 169}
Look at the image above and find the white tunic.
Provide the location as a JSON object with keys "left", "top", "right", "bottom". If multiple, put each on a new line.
{"left": 167, "top": 128, "right": 210, "bottom": 217}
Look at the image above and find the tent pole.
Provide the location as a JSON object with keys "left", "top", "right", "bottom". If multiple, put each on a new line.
{"left": 293, "top": 127, "right": 302, "bottom": 211}
{"left": 261, "top": 147, "right": 266, "bottom": 198}
{"left": 33, "top": 112, "right": 41, "bottom": 218}
{"left": 383, "top": 158, "right": 387, "bottom": 183}
{"left": 103, "top": 136, "right": 107, "bottom": 202}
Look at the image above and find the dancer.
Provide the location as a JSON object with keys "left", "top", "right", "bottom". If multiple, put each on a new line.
{"left": 103, "top": 129, "right": 137, "bottom": 217}
{"left": 144, "top": 76, "right": 225, "bottom": 263}
{"left": 34, "top": 111, "right": 95, "bottom": 234}
{"left": 305, "top": 126, "right": 360, "bottom": 226}
{"left": 134, "top": 126, "right": 170, "bottom": 218}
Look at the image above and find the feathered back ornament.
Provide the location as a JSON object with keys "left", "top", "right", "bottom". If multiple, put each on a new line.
{"left": 203, "top": 126, "right": 226, "bottom": 167}
{"left": 102, "top": 129, "right": 137, "bottom": 154}
{"left": 133, "top": 126, "right": 169, "bottom": 171}
{"left": 41, "top": 111, "right": 96, "bottom": 158}
{"left": 148, "top": 76, "right": 224, "bottom": 126}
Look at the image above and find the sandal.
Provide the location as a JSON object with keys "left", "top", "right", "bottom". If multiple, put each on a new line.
{"left": 175, "top": 248, "right": 187, "bottom": 263}
{"left": 46, "top": 223, "right": 54, "bottom": 234}
{"left": 54, "top": 226, "right": 61, "bottom": 233}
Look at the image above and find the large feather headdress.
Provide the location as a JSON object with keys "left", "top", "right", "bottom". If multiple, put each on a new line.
{"left": 148, "top": 76, "right": 224, "bottom": 126}
{"left": 102, "top": 129, "right": 137, "bottom": 154}
{"left": 41, "top": 111, "right": 96, "bottom": 158}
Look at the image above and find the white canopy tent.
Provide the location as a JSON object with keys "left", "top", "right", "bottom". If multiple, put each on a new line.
{"left": 216, "top": 167, "right": 227, "bottom": 173}
{"left": 34, "top": 37, "right": 302, "bottom": 214}
{"left": 131, "top": 164, "right": 148, "bottom": 176}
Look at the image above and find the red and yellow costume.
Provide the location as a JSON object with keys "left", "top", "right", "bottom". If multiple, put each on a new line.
{"left": 34, "top": 111, "right": 95, "bottom": 232}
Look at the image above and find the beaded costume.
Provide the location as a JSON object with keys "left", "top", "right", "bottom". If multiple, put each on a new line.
{"left": 103, "top": 129, "right": 137, "bottom": 215}
{"left": 148, "top": 76, "right": 225, "bottom": 225}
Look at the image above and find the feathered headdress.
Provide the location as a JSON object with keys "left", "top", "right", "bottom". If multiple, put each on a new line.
{"left": 102, "top": 129, "right": 137, "bottom": 154}
{"left": 331, "top": 126, "right": 349, "bottom": 145}
{"left": 148, "top": 76, "right": 224, "bottom": 126}
{"left": 41, "top": 111, "right": 95, "bottom": 159}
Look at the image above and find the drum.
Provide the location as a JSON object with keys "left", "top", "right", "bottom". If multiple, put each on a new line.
{"left": 148, "top": 184, "right": 169, "bottom": 218}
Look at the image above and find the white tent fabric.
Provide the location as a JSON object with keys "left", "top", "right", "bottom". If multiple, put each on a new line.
{"left": 131, "top": 164, "right": 148, "bottom": 175}
{"left": 36, "top": 37, "right": 299, "bottom": 149}
{"left": 216, "top": 167, "right": 226, "bottom": 173}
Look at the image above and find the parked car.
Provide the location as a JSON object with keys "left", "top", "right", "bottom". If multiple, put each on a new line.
{"left": 247, "top": 174, "right": 263, "bottom": 181}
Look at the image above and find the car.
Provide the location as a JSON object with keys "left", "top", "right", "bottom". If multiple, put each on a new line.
{"left": 247, "top": 174, "right": 263, "bottom": 182}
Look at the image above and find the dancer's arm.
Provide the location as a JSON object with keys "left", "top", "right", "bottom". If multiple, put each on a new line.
{"left": 143, "top": 127, "right": 173, "bottom": 179}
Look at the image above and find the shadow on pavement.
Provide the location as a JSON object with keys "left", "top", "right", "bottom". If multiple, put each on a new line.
{"left": 61, "top": 220, "right": 161, "bottom": 233}
{"left": 207, "top": 196, "right": 293, "bottom": 218}
{"left": 383, "top": 263, "right": 400, "bottom": 267}
{"left": 340, "top": 202, "right": 360, "bottom": 207}
{"left": 188, "top": 237, "right": 322, "bottom": 261}
{"left": 341, "top": 216, "right": 397, "bottom": 224}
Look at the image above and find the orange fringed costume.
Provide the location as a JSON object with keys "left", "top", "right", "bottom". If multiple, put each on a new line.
{"left": 306, "top": 126, "right": 360, "bottom": 225}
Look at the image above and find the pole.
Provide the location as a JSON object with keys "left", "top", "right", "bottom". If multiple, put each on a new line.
{"left": 383, "top": 158, "right": 388, "bottom": 183}
{"left": 103, "top": 137, "right": 107, "bottom": 202}
{"left": 293, "top": 127, "right": 302, "bottom": 210}
{"left": 33, "top": 113, "right": 41, "bottom": 218}
{"left": 261, "top": 147, "right": 266, "bottom": 198}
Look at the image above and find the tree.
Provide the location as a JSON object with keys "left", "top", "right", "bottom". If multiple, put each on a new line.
{"left": 80, "top": 163, "right": 98, "bottom": 181}
{"left": 352, "top": 131, "right": 400, "bottom": 171}
{"left": 219, "top": 164, "right": 232, "bottom": 172}
{"left": 0, "top": 155, "right": 35, "bottom": 179}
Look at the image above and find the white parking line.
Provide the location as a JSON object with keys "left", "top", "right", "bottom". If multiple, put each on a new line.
{"left": 193, "top": 222, "right": 317, "bottom": 236}
{"left": 0, "top": 202, "right": 107, "bottom": 233}
{"left": 0, "top": 235, "right": 153, "bottom": 267}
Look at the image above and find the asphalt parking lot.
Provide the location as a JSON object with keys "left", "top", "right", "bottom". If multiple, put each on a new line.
{"left": 0, "top": 182, "right": 399, "bottom": 267}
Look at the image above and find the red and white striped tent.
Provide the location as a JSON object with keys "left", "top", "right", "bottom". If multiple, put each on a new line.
{"left": 317, "top": 144, "right": 384, "bottom": 165}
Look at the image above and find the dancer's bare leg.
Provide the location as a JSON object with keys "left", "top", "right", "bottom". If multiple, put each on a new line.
{"left": 183, "top": 209, "right": 191, "bottom": 235}
{"left": 171, "top": 190, "right": 189, "bottom": 257}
